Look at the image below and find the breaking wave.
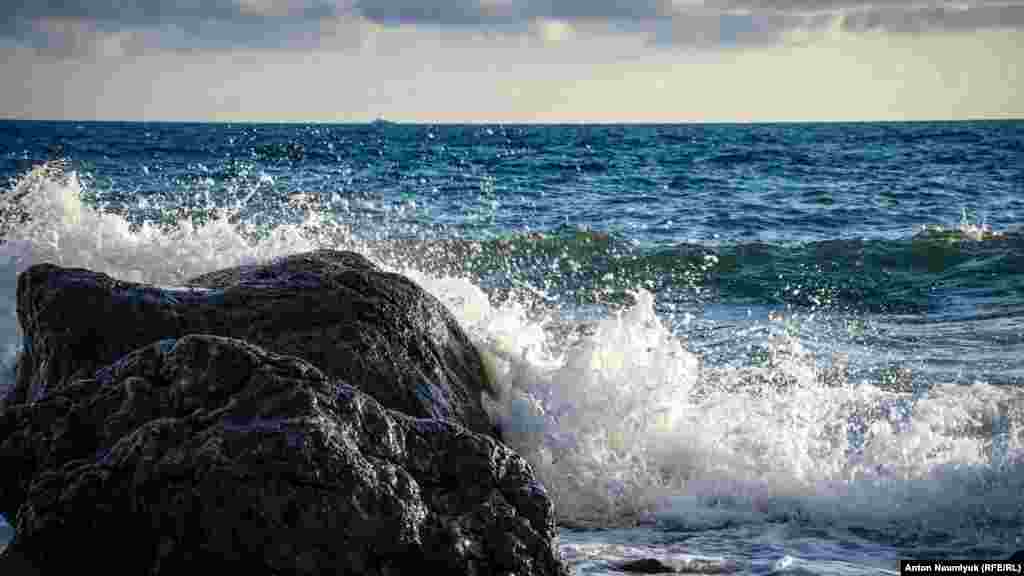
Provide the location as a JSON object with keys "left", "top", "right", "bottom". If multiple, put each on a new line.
{"left": 2, "top": 161, "right": 1022, "bottom": 557}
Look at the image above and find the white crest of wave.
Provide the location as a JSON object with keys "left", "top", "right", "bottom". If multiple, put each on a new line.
{"left": 3, "top": 162, "right": 1022, "bottom": 547}
{"left": 0, "top": 161, "right": 357, "bottom": 284}
{"left": 408, "top": 268, "right": 1024, "bottom": 544}
{"left": 0, "top": 161, "right": 359, "bottom": 395}
{"left": 406, "top": 267, "right": 702, "bottom": 522}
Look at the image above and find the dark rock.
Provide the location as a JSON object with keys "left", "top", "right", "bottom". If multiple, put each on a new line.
{"left": 617, "top": 558, "right": 675, "bottom": 573}
{"left": 615, "top": 557, "right": 738, "bottom": 574}
{"left": 0, "top": 546, "right": 41, "bottom": 576}
{"left": 1, "top": 335, "right": 565, "bottom": 575}
{"left": 5, "top": 249, "right": 498, "bottom": 437}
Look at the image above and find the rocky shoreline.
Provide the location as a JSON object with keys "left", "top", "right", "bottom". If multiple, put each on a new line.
{"left": 0, "top": 250, "right": 567, "bottom": 575}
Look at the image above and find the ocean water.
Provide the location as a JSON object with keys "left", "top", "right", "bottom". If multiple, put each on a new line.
{"left": 1, "top": 120, "right": 1022, "bottom": 572}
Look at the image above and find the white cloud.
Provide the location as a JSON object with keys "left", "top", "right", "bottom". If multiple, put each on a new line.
{"left": 532, "top": 19, "right": 575, "bottom": 43}
{"left": 3, "top": 0, "right": 1022, "bottom": 58}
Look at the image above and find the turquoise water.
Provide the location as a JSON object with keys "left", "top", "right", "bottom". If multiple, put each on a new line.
{"left": 1, "top": 120, "right": 1022, "bottom": 572}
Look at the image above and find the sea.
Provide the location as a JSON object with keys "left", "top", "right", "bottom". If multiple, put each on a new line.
{"left": 1, "top": 119, "right": 1022, "bottom": 573}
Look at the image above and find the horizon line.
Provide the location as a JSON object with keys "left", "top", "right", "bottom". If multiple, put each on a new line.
{"left": 1, "top": 116, "right": 1022, "bottom": 126}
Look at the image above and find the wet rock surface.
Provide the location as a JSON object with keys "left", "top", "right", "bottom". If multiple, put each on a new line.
{"left": 0, "top": 334, "right": 565, "bottom": 575}
{"left": 5, "top": 249, "right": 498, "bottom": 438}
{"left": 617, "top": 558, "right": 677, "bottom": 573}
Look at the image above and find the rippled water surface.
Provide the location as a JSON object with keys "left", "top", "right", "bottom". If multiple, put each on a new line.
{"left": 2, "top": 120, "right": 1022, "bottom": 571}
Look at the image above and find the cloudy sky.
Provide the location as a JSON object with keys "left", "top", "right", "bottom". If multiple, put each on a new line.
{"left": 1, "top": 0, "right": 1021, "bottom": 122}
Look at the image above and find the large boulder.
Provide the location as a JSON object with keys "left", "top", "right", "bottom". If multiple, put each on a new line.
{"left": 0, "top": 334, "right": 565, "bottom": 575}
{"left": 5, "top": 249, "right": 498, "bottom": 437}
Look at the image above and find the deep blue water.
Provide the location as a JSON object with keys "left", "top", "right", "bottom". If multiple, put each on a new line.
{"left": 1, "top": 120, "right": 1023, "bottom": 572}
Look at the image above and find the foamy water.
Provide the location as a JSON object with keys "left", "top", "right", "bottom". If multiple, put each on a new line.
{"left": 2, "top": 162, "right": 1022, "bottom": 568}
{"left": 423, "top": 269, "right": 1024, "bottom": 536}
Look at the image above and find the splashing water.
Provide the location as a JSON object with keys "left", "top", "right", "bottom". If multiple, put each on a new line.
{"left": 2, "top": 159, "right": 1023, "bottom": 565}
{"left": 0, "top": 160, "right": 363, "bottom": 394}
{"left": 411, "top": 264, "right": 1024, "bottom": 553}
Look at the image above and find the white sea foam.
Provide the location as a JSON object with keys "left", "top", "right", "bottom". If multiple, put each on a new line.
{"left": 408, "top": 264, "right": 1024, "bottom": 548}
{"left": 2, "top": 162, "right": 1022, "bottom": 550}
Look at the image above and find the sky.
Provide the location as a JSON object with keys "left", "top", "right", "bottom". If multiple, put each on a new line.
{"left": 1, "top": 1, "right": 1021, "bottom": 122}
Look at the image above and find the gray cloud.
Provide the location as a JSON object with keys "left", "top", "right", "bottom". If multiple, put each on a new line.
{"left": 2, "top": 1, "right": 350, "bottom": 56}
{"left": 2, "top": 0, "right": 1022, "bottom": 57}
{"left": 4, "top": 1, "right": 340, "bottom": 26}
{"left": 708, "top": 0, "right": 1024, "bottom": 39}
{"left": 353, "top": 0, "right": 1024, "bottom": 36}
{"left": 345, "top": 0, "right": 683, "bottom": 29}
{"left": 357, "top": 0, "right": 502, "bottom": 25}
{"left": 647, "top": 10, "right": 826, "bottom": 48}
{"left": 840, "top": 3, "right": 1024, "bottom": 33}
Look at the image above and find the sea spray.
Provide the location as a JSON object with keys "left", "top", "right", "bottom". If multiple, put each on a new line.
{"left": 0, "top": 160, "right": 360, "bottom": 397}
{"left": 2, "top": 152, "right": 1023, "bottom": 561}
{"left": 407, "top": 263, "right": 1024, "bottom": 549}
